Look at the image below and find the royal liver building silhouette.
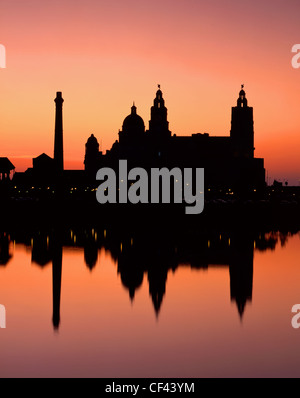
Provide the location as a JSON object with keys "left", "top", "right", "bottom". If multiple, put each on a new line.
{"left": 84, "top": 85, "right": 265, "bottom": 191}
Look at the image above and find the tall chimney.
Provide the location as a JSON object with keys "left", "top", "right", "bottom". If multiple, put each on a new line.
{"left": 54, "top": 92, "right": 64, "bottom": 172}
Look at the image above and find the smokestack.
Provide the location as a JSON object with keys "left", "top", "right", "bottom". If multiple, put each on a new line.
{"left": 54, "top": 92, "right": 64, "bottom": 172}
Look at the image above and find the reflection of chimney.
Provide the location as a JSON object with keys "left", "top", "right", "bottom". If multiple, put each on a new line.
{"left": 52, "top": 242, "right": 62, "bottom": 330}
{"left": 54, "top": 92, "right": 64, "bottom": 172}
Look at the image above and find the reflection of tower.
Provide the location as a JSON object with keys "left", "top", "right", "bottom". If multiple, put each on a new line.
{"left": 52, "top": 237, "right": 62, "bottom": 330}
{"left": 147, "top": 266, "right": 168, "bottom": 317}
{"left": 230, "top": 85, "right": 254, "bottom": 158}
{"left": 149, "top": 85, "right": 171, "bottom": 140}
{"left": 118, "top": 248, "right": 144, "bottom": 301}
{"left": 54, "top": 92, "right": 64, "bottom": 172}
{"left": 229, "top": 235, "right": 253, "bottom": 319}
{"left": 84, "top": 241, "right": 98, "bottom": 271}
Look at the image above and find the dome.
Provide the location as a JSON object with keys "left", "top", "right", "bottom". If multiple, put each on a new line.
{"left": 122, "top": 104, "right": 145, "bottom": 134}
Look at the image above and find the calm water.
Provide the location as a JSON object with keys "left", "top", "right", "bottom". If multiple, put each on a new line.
{"left": 0, "top": 228, "right": 300, "bottom": 378}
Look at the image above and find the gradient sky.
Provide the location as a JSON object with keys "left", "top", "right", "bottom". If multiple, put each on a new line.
{"left": 0, "top": 0, "right": 300, "bottom": 184}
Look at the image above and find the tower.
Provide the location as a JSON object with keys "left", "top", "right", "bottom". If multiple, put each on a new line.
{"left": 149, "top": 85, "right": 171, "bottom": 140}
{"left": 230, "top": 85, "right": 254, "bottom": 158}
{"left": 54, "top": 92, "right": 64, "bottom": 172}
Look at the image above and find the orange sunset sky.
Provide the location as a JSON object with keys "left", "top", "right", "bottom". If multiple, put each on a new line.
{"left": 0, "top": 0, "right": 300, "bottom": 184}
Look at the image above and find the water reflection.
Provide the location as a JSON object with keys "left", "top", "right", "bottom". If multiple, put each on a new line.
{"left": 52, "top": 234, "right": 62, "bottom": 330}
{"left": 0, "top": 227, "right": 298, "bottom": 330}
{"left": 0, "top": 233, "right": 12, "bottom": 266}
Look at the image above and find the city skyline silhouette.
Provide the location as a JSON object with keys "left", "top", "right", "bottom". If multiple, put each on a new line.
{"left": 1, "top": 85, "right": 299, "bottom": 217}
{"left": 1, "top": 0, "right": 300, "bottom": 379}
{"left": 1, "top": 81, "right": 299, "bottom": 193}
{"left": 2, "top": 85, "right": 267, "bottom": 197}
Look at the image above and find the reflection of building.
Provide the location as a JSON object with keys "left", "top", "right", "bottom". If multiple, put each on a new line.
{"left": 6, "top": 228, "right": 289, "bottom": 323}
{"left": 29, "top": 231, "right": 62, "bottom": 330}
{"left": 84, "top": 237, "right": 98, "bottom": 271}
{"left": 114, "top": 230, "right": 256, "bottom": 318}
{"left": 85, "top": 86, "right": 265, "bottom": 191}
{"left": 0, "top": 233, "right": 12, "bottom": 266}
{"left": 31, "top": 233, "right": 52, "bottom": 267}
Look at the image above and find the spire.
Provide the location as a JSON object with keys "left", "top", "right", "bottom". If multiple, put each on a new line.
{"left": 149, "top": 85, "right": 171, "bottom": 138}
{"left": 156, "top": 84, "right": 163, "bottom": 101}
{"left": 240, "top": 84, "right": 245, "bottom": 96}
{"left": 131, "top": 102, "right": 137, "bottom": 114}
{"left": 237, "top": 85, "right": 247, "bottom": 107}
{"left": 230, "top": 85, "right": 254, "bottom": 158}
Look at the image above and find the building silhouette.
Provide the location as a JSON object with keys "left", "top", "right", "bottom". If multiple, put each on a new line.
{"left": 0, "top": 158, "right": 15, "bottom": 181}
{"left": 12, "top": 85, "right": 265, "bottom": 195}
{"left": 85, "top": 85, "right": 265, "bottom": 191}
{"left": 84, "top": 134, "right": 102, "bottom": 176}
